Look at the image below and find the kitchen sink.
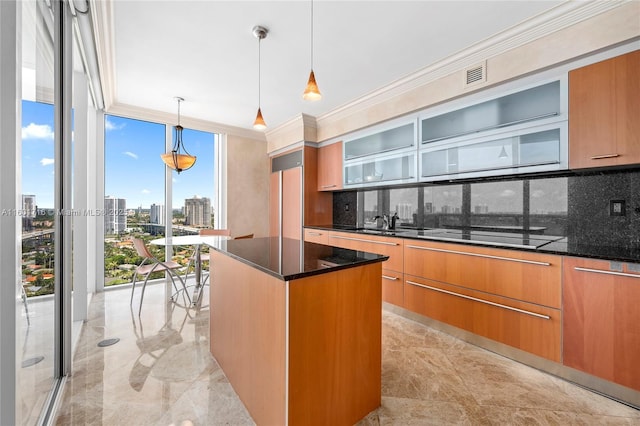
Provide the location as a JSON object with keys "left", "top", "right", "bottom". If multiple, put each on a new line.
{"left": 359, "top": 229, "right": 407, "bottom": 236}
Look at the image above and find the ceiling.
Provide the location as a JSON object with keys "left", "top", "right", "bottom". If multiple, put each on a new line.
{"left": 97, "top": 0, "right": 568, "bottom": 132}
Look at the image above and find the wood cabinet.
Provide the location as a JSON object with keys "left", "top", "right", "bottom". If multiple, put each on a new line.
{"left": 403, "top": 239, "right": 562, "bottom": 361}
{"left": 380, "top": 270, "right": 404, "bottom": 307}
{"left": 327, "top": 231, "right": 403, "bottom": 273}
{"left": 270, "top": 167, "right": 302, "bottom": 239}
{"left": 327, "top": 231, "right": 404, "bottom": 306}
{"left": 317, "top": 141, "right": 343, "bottom": 191}
{"left": 563, "top": 257, "right": 640, "bottom": 391}
{"left": 569, "top": 50, "right": 640, "bottom": 169}
{"left": 303, "top": 147, "right": 333, "bottom": 225}
{"left": 270, "top": 147, "right": 332, "bottom": 239}
{"left": 304, "top": 228, "right": 329, "bottom": 245}
{"left": 404, "top": 240, "right": 562, "bottom": 308}
{"left": 210, "top": 247, "right": 382, "bottom": 425}
{"left": 404, "top": 275, "right": 561, "bottom": 361}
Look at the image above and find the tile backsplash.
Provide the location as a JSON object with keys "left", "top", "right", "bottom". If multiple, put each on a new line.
{"left": 567, "top": 170, "right": 640, "bottom": 250}
{"left": 332, "top": 168, "right": 640, "bottom": 250}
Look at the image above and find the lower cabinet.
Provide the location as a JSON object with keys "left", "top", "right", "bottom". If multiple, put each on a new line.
{"left": 404, "top": 275, "right": 561, "bottom": 361}
{"left": 403, "top": 239, "right": 562, "bottom": 361}
{"left": 381, "top": 270, "right": 404, "bottom": 307}
{"left": 563, "top": 257, "right": 640, "bottom": 391}
{"left": 304, "top": 228, "right": 329, "bottom": 245}
{"left": 326, "top": 231, "right": 404, "bottom": 307}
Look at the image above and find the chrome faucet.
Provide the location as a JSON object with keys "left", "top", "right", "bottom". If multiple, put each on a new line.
{"left": 373, "top": 215, "right": 389, "bottom": 230}
{"left": 389, "top": 212, "right": 399, "bottom": 230}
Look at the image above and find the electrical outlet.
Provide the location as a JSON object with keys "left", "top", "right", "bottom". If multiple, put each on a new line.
{"left": 609, "top": 200, "right": 626, "bottom": 216}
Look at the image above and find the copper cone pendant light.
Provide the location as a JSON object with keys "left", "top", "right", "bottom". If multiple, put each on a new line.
{"left": 161, "top": 97, "right": 196, "bottom": 173}
{"left": 303, "top": 0, "right": 321, "bottom": 101}
{"left": 253, "top": 25, "right": 268, "bottom": 130}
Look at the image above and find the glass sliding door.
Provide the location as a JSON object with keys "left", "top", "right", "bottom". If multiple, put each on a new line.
{"left": 18, "top": 0, "right": 57, "bottom": 424}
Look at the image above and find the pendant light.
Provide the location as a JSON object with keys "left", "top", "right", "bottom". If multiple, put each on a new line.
{"left": 253, "top": 25, "right": 268, "bottom": 130}
{"left": 498, "top": 145, "right": 508, "bottom": 159}
{"left": 303, "top": 0, "right": 322, "bottom": 101}
{"left": 161, "top": 97, "right": 196, "bottom": 173}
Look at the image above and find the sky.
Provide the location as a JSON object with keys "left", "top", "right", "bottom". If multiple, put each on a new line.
{"left": 21, "top": 100, "right": 216, "bottom": 210}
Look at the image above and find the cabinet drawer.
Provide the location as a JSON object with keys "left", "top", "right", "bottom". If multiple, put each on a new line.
{"left": 382, "top": 269, "right": 403, "bottom": 307}
{"left": 404, "top": 276, "right": 561, "bottom": 362}
{"left": 563, "top": 257, "right": 640, "bottom": 391}
{"left": 404, "top": 240, "right": 561, "bottom": 308}
{"left": 304, "top": 228, "right": 329, "bottom": 245}
{"left": 328, "top": 232, "right": 403, "bottom": 272}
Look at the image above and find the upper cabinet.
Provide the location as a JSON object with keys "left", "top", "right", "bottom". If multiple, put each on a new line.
{"left": 317, "top": 141, "right": 343, "bottom": 191}
{"left": 421, "top": 81, "right": 562, "bottom": 144}
{"left": 343, "top": 119, "right": 418, "bottom": 188}
{"left": 569, "top": 50, "right": 640, "bottom": 169}
{"left": 419, "top": 80, "right": 568, "bottom": 181}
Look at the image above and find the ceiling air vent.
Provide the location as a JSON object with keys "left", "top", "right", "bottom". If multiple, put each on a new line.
{"left": 464, "top": 62, "right": 486, "bottom": 87}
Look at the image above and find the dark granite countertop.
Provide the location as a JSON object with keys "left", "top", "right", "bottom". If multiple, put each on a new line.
{"left": 306, "top": 225, "right": 640, "bottom": 263}
{"left": 206, "top": 236, "right": 389, "bottom": 281}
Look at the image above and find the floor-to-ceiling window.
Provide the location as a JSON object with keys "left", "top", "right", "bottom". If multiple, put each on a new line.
{"left": 103, "top": 115, "right": 219, "bottom": 286}
{"left": 17, "top": 0, "right": 57, "bottom": 423}
{"left": 103, "top": 115, "right": 166, "bottom": 287}
{"left": 172, "top": 128, "right": 216, "bottom": 232}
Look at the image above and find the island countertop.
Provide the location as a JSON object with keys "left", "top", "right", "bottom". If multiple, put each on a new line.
{"left": 205, "top": 236, "right": 389, "bottom": 281}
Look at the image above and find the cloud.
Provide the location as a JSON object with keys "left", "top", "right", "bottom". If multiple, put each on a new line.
{"left": 532, "top": 190, "right": 545, "bottom": 198}
{"left": 500, "top": 189, "right": 516, "bottom": 197}
{"left": 141, "top": 189, "right": 151, "bottom": 194}
{"left": 22, "top": 123, "right": 54, "bottom": 140}
{"left": 123, "top": 151, "right": 138, "bottom": 159}
{"left": 40, "top": 158, "right": 54, "bottom": 166}
{"left": 105, "top": 118, "right": 125, "bottom": 131}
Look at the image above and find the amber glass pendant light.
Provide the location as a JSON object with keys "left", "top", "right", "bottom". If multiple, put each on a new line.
{"left": 303, "top": 0, "right": 322, "bottom": 101}
{"left": 253, "top": 25, "right": 268, "bottom": 130}
{"left": 161, "top": 97, "right": 196, "bottom": 173}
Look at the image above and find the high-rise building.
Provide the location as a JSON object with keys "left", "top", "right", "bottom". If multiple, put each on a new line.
{"left": 474, "top": 204, "right": 489, "bottom": 214}
{"left": 22, "top": 194, "right": 37, "bottom": 218}
{"left": 184, "top": 195, "right": 211, "bottom": 227}
{"left": 149, "top": 203, "right": 165, "bottom": 225}
{"left": 424, "top": 202, "right": 433, "bottom": 214}
{"left": 396, "top": 203, "right": 413, "bottom": 221}
{"left": 104, "top": 196, "right": 127, "bottom": 234}
{"left": 22, "top": 194, "right": 37, "bottom": 231}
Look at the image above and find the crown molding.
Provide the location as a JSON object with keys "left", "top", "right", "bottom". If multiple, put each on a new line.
{"left": 107, "top": 102, "right": 267, "bottom": 141}
{"left": 316, "top": 0, "right": 631, "bottom": 127}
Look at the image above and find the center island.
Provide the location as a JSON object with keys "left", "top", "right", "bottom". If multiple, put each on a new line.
{"left": 205, "top": 236, "right": 388, "bottom": 426}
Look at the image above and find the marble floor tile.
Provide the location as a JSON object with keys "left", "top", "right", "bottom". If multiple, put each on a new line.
{"left": 54, "top": 283, "right": 638, "bottom": 425}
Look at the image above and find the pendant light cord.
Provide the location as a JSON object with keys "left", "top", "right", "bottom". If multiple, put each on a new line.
{"left": 177, "top": 98, "right": 181, "bottom": 126}
{"left": 258, "top": 36, "right": 262, "bottom": 107}
{"left": 310, "top": 0, "right": 314, "bottom": 70}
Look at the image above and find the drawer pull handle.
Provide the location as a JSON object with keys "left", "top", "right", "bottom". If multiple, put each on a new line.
{"left": 405, "top": 245, "right": 550, "bottom": 266}
{"left": 307, "top": 232, "right": 322, "bottom": 236}
{"left": 330, "top": 235, "right": 399, "bottom": 246}
{"left": 321, "top": 184, "right": 337, "bottom": 189}
{"left": 590, "top": 154, "right": 619, "bottom": 160}
{"left": 382, "top": 275, "right": 399, "bottom": 281}
{"left": 405, "top": 280, "right": 551, "bottom": 320}
{"left": 574, "top": 267, "right": 640, "bottom": 279}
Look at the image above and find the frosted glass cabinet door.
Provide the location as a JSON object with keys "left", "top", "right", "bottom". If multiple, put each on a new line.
{"left": 421, "top": 128, "right": 561, "bottom": 178}
{"left": 345, "top": 152, "right": 416, "bottom": 187}
{"left": 421, "top": 81, "right": 560, "bottom": 143}
{"left": 344, "top": 121, "right": 416, "bottom": 160}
